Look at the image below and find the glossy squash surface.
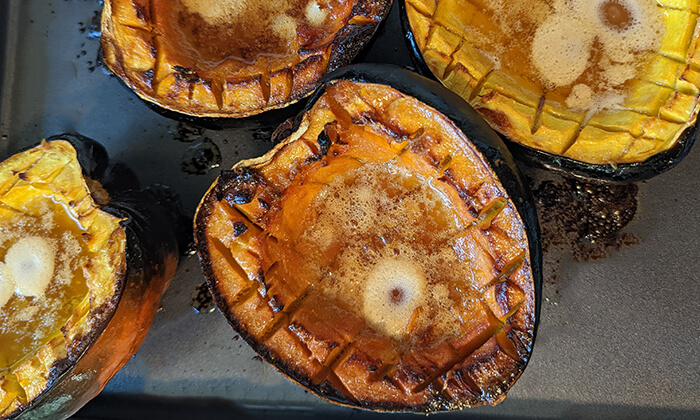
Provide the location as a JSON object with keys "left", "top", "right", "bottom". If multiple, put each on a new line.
{"left": 101, "top": 0, "right": 392, "bottom": 118}
{"left": 0, "top": 141, "right": 126, "bottom": 417}
{"left": 195, "top": 74, "right": 538, "bottom": 411}
{"left": 404, "top": 0, "right": 700, "bottom": 170}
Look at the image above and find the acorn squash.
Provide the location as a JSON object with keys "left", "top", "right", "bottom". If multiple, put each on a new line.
{"left": 403, "top": 0, "right": 700, "bottom": 181}
{"left": 194, "top": 65, "right": 540, "bottom": 411}
{"left": 100, "top": 0, "right": 392, "bottom": 118}
{"left": 0, "top": 138, "right": 179, "bottom": 419}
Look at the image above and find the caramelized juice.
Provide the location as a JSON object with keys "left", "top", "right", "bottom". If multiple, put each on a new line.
{"left": 273, "top": 162, "right": 477, "bottom": 342}
{"left": 443, "top": 0, "right": 663, "bottom": 110}
{"left": 152, "top": 0, "right": 354, "bottom": 74}
{"left": 0, "top": 199, "right": 90, "bottom": 371}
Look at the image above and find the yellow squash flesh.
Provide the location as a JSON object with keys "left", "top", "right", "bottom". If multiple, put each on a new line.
{"left": 0, "top": 141, "right": 126, "bottom": 418}
{"left": 405, "top": 0, "right": 700, "bottom": 165}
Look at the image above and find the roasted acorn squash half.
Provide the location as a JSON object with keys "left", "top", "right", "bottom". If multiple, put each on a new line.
{"left": 101, "top": 0, "right": 392, "bottom": 119}
{"left": 194, "top": 65, "right": 541, "bottom": 411}
{"left": 0, "top": 138, "right": 179, "bottom": 419}
{"left": 402, "top": 0, "right": 700, "bottom": 182}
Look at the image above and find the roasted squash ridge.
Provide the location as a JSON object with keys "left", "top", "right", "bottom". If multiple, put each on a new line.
{"left": 195, "top": 76, "right": 538, "bottom": 411}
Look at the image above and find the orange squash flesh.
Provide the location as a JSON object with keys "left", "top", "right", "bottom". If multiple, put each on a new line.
{"left": 101, "top": 0, "right": 392, "bottom": 118}
{"left": 195, "top": 80, "right": 536, "bottom": 411}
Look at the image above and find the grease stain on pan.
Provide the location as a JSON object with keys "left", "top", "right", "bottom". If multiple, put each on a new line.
{"left": 171, "top": 122, "right": 206, "bottom": 143}
{"left": 529, "top": 172, "right": 641, "bottom": 288}
{"left": 181, "top": 139, "right": 222, "bottom": 175}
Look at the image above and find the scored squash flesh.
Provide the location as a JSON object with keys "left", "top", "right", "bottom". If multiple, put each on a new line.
{"left": 405, "top": 0, "right": 700, "bottom": 165}
{"left": 0, "top": 141, "right": 126, "bottom": 417}
{"left": 101, "top": 0, "right": 392, "bottom": 118}
{"left": 195, "top": 80, "right": 537, "bottom": 411}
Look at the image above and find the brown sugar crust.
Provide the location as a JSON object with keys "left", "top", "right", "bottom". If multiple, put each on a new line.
{"left": 101, "top": 0, "right": 392, "bottom": 118}
{"left": 194, "top": 80, "right": 536, "bottom": 411}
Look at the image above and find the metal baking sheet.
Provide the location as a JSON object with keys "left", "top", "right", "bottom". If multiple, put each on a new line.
{"left": 0, "top": 1, "right": 698, "bottom": 419}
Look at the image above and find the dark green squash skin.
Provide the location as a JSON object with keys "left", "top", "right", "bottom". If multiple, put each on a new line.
{"left": 4, "top": 135, "right": 181, "bottom": 420}
{"left": 44, "top": 133, "right": 143, "bottom": 193}
{"left": 397, "top": 0, "right": 698, "bottom": 184}
{"left": 207, "top": 63, "right": 542, "bottom": 411}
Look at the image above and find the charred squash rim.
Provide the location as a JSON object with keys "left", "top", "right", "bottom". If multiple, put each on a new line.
{"left": 0, "top": 140, "right": 126, "bottom": 418}
{"left": 195, "top": 64, "right": 542, "bottom": 411}
{"left": 398, "top": 0, "right": 698, "bottom": 183}
{"left": 100, "top": 0, "right": 393, "bottom": 119}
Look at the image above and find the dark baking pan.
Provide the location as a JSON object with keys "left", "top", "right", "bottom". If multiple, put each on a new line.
{"left": 0, "top": 1, "right": 698, "bottom": 419}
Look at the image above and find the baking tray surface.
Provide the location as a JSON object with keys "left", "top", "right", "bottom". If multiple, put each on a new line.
{"left": 0, "top": 1, "right": 699, "bottom": 419}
